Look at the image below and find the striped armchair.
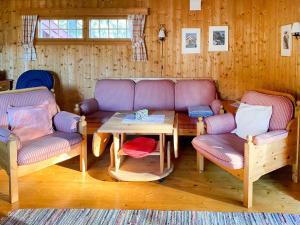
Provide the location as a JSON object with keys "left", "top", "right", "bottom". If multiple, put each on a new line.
{"left": 0, "top": 87, "right": 87, "bottom": 203}
{"left": 192, "top": 90, "right": 299, "bottom": 208}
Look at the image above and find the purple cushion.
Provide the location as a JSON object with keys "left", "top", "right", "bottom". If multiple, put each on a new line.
{"left": 253, "top": 130, "right": 288, "bottom": 145}
{"left": 17, "top": 131, "right": 82, "bottom": 165}
{"left": 7, "top": 104, "right": 53, "bottom": 143}
{"left": 205, "top": 113, "right": 236, "bottom": 135}
{"left": 175, "top": 80, "right": 217, "bottom": 111}
{"left": 241, "top": 91, "right": 294, "bottom": 131}
{"left": 192, "top": 133, "right": 246, "bottom": 169}
{"left": 0, "top": 88, "right": 57, "bottom": 128}
{"left": 95, "top": 79, "right": 135, "bottom": 112}
{"left": 54, "top": 111, "right": 80, "bottom": 133}
{"left": 134, "top": 80, "right": 175, "bottom": 110}
{"left": 80, "top": 98, "right": 99, "bottom": 115}
{"left": 210, "top": 99, "right": 222, "bottom": 115}
{"left": 0, "top": 127, "right": 22, "bottom": 149}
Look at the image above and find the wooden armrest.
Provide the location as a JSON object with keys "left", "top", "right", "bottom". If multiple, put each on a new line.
{"left": 196, "top": 117, "right": 206, "bottom": 136}
{"left": 0, "top": 134, "right": 18, "bottom": 175}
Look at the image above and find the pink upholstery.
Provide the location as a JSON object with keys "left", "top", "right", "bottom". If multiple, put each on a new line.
{"left": 175, "top": 80, "right": 217, "bottom": 111}
{"left": 86, "top": 111, "right": 115, "bottom": 124}
{"left": 210, "top": 99, "right": 222, "bottom": 115}
{"left": 253, "top": 130, "right": 288, "bottom": 145}
{"left": 134, "top": 80, "right": 175, "bottom": 110}
{"left": 80, "top": 98, "right": 98, "bottom": 115}
{"left": 205, "top": 113, "right": 236, "bottom": 135}
{"left": 241, "top": 91, "right": 293, "bottom": 131}
{"left": 0, "top": 89, "right": 57, "bottom": 128}
{"left": 192, "top": 134, "right": 246, "bottom": 169}
{"left": 7, "top": 104, "right": 53, "bottom": 143}
{"left": 95, "top": 79, "right": 135, "bottom": 112}
{"left": 0, "top": 127, "right": 11, "bottom": 143}
{"left": 54, "top": 111, "right": 80, "bottom": 133}
{"left": 123, "top": 137, "right": 157, "bottom": 158}
{"left": 17, "top": 131, "right": 82, "bottom": 165}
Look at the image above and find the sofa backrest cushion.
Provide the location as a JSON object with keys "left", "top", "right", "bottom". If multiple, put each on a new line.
{"left": 134, "top": 80, "right": 175, "bottom": 110}
{"left": 241, "top": 91, "right": 294, "bottom": 131}
{"left": 175, "top": 80, "right": 217, "bottom": 111}
{"left": 95, "top": 79, "right": 135, "bottom": 112}
{"left": 0, "top": 88, "right": 57, "bottom": 128}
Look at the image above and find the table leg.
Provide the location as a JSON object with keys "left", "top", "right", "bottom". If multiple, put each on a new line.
{"left": 114, "top": 133, "right": 120, "bottom": 173}
{"left": 160, "top": 133, "right": 164, "bottom": 174}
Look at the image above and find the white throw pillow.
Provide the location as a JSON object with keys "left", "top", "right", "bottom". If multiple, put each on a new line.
{"left": 233, "top": 103, "right": 272, "bottom": 140}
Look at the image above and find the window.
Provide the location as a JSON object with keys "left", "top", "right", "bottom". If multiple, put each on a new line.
{"left": 89, "top": 19, "right": 132, "bottom": 39}
{"left": 38, "top": 19, "right": 83, "bottom": 39}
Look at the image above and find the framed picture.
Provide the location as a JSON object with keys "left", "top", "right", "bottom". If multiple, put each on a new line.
{"left": 190, "top": 0, "right": 201, "bottom": 11}
{"left": 281, "top": 24, "right": 292, "bottom": 57}
{"left": 182, "top": 28, "right": 201, "bottom": 54}
{"left": 208, "top": 26, "right": 229, "bottom": 52}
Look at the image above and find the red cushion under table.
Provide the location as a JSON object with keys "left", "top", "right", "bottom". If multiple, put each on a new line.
{"left": 123, "top": 137, "right": 157, "bottom": 158}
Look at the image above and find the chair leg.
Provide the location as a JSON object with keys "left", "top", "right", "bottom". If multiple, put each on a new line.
{"left": 9, "top": 168, "right": 18, "bottom": 203}
{"left": 80, "top": 144, "right": 87, "bottom": 172}
{"left": 243, "top": 178, "right": 253, "bottom": 208}
{"left": 196, "top": 152, "right": 204, "bottom": 173}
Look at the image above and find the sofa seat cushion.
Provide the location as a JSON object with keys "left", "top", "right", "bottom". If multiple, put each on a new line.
{"left": 17, "top": 131, "right": 82, "bottom": 165}
{"left": 134, "top": 80, "right": 175, "bottom": 110}
{"left": 86, "top": 111, "right": 115, "bottom": 124}
{"left": 192, "top": 134, "right": 246, "bottom": 169}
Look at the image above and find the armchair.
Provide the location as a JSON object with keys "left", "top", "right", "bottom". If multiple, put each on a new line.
{"left": 192, "top": 90, "right": 299, "bottom": 208}
{"left": 0, "top": 87, "right": 87, "bottom": 203}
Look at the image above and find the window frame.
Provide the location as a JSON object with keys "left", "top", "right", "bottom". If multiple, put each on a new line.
{"left": 35, "top": 16, "right": 132, "bottom": 45}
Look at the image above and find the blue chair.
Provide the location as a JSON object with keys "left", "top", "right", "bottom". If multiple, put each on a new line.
{"left": 16, "top": 70, "right": 54, "bottom": 91}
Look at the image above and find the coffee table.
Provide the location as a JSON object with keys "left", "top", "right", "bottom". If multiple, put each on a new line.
{"left": 97, "top": 111, "right": 176, "bottom": 181}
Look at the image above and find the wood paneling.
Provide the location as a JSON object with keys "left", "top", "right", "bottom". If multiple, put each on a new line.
{"left": 0, "top": 0, "right": 300, "bottom": 110}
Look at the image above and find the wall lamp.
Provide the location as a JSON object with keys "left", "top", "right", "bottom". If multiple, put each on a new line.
{"left": 291, "top": 22, "right": 300, "bottom": 39}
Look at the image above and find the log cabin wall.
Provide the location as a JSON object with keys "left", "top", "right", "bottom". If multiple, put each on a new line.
{"left": 0, "top": 0, "right": 300, "bottom": 110}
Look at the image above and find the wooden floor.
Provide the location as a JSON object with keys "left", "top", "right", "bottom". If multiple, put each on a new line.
{"left": 1, "top": 137, "right": 300, "bottom": 217}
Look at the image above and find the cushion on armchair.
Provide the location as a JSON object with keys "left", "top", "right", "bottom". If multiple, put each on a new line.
{"left": 205, "top": 113, "right": 236, "bottom": 135}
{"left": 80, "top": 98, "right": 99, "bottom": 115}
{"left": 253, "top": 130, "right": 288, "bottom": 145}
{"left": 54, "top": 111, "right": 81, "bottom": 133}
{"left": 7, "top": 104, "right": 53, "bottom": 143}
{"left": 210, "top": 99, "right": 222, "bottom": 115}
{"left": 18, "top": 131, "right": 82, "bottom": 165}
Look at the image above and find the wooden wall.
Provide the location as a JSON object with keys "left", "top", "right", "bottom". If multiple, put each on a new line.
{"left": 0, "top": 0, "right": 300, "bottom": 110}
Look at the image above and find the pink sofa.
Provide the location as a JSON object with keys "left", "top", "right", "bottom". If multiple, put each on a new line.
{"left": 0, "top": 87, "right": 87, "bottom": 203}
{"left": 76, "top": 79, "right": 222, "bottom": 157}
{"left": 192, "top": 90, "right": 299, "bottom": 207}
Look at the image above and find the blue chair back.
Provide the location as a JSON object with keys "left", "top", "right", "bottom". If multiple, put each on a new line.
{"left": 16, "top": 70, "right": 54, "bottom": 91}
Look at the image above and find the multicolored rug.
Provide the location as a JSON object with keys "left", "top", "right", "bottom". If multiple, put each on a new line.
{"left": 1, "top": 209, "right": 299, "bottom": 225}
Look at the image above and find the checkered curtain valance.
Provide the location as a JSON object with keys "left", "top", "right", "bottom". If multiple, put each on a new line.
{"left": 128, "top": 15, "right": 147, "bottom": 62}
{"left": 22, "top": 15, "right": 38, "bottom": 61}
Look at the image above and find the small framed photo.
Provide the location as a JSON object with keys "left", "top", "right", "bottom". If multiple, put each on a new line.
{"left": 281, "top": 24, "right": 292, "bottom": 57}
{"left": 208, "top": 26, "right": 229, "bottom": 52}
{"left": 182, "top": 28, "right": 201, "bottom": 54}
{"left": 190, "top": 0, "right": 201, "bottom": 11}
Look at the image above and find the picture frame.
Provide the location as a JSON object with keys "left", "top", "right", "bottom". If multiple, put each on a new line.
{"left": 182, "top": 28, "right": 201, "bottom": 54}
{"left": 208, "top": 26, "right": 229, "bottom": 52}
{"left": 190, "top": 0, "right": 201, "bottom": 11}
{"left": 281, "top": 24, "right": 292, "bottom": 57}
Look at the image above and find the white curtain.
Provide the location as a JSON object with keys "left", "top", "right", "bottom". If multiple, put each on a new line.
{"left": 22, "top": 15, "right": 38, "bottom": 61}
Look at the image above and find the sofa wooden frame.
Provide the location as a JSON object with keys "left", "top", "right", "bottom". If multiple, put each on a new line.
{"left": 0, "top": 87, "right": 87, "bottom": 204}
{"left": 196, "top": 90, "right": 300, "bottom": 208}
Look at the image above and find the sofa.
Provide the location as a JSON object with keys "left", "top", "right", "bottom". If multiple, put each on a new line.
{"left": 192, "top": 90, "right": 299, "bottom": 207}
{"left": 75, "top": 79, "right": 222, "bottom": 158}
{"left": 0, "top": 87, "right": 87, "bottom": 203}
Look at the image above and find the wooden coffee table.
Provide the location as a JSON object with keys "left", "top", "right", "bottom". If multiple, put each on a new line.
{"left": 97, "top": 111, "right": 176, "bottom": 181}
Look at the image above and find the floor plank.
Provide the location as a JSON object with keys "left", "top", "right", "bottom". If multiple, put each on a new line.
{"left": 0, "top": 137, "right": 300, "bottom": 216}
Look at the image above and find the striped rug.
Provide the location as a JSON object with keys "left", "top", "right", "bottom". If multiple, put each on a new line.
{"left": 1, "top": 209, "right": 299, "bottom": 225}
